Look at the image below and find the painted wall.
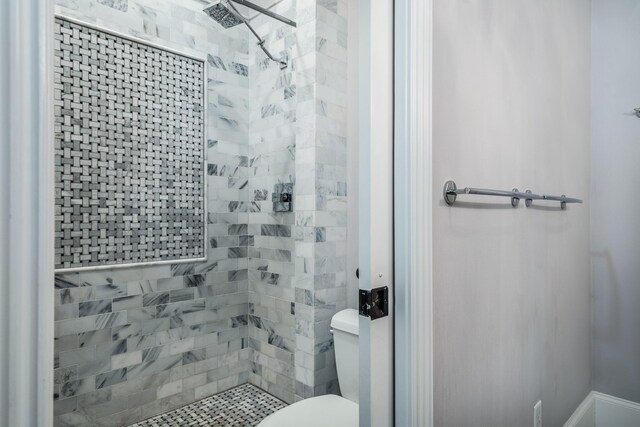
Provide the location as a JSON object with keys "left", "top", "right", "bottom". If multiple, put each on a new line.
{"left": 591, "top": 0, "right": 640, "bottom": 404}
{"left": 432, "top": 1, "right": 592, "bottom": 426}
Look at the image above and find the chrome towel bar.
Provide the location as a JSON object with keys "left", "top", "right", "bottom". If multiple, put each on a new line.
{"left": 443, "top": 180, "right": 583, "bottom": 209}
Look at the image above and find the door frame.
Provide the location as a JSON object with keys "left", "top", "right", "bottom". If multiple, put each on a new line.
{"left": 358, "top": 0, "right": 395, "bottom": 425}
{"left": 1, "top": 0, "right": 55, "bottom": 426}
{"left": 393, "top": 0, "right": 434, "bottom": 426}
{"left": 358, "top": 0, "right": 433, "bottom": 424}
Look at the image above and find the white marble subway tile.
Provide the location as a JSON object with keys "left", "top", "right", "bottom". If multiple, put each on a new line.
{"left": 112, "top": 351, "right": 143, "bottom": 370}
{"left": 156, "top": 379, "right": 183, "bottom": 399}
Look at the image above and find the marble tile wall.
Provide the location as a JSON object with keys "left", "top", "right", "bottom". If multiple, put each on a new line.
{"left": 242, "top": 0, "right": 349, "bottom": 404}
{"left": 54, "top": 263, "right": 249, "bottom": 426}
{"left": 293, "top": 0, "right": 349, "bottom": 400}
{"left": 245, "top": 0, "right": 298, "bottom": 404}
{"left": 308, "top": 0, "right": 349, "bottom": 397}
{"left": 53, "top": 0, "right": 351, "bottom": 423}
{"left": 53, "top": 1, "right": 252, "bottom": 425}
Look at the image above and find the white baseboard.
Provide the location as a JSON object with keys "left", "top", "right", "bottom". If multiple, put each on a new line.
{"left": 564, "top": 391, "right": 640, "bottom": 427}
{"left": 564, "top": 392, "right": 596, "bottom": 427}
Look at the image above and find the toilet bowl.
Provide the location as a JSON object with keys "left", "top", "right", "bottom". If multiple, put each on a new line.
{"left": 258, "top": 309, "right": 360, "bottom": 427}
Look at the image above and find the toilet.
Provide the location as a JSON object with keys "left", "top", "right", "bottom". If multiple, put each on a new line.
{"left": 258, "top": 309, "right": 359, "bottom": 427}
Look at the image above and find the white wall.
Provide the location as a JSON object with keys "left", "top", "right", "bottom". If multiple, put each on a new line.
{"left": 432, "top": 1, "right": 592, "bottom": 426}
{"left": 591, "top": 0, "right": 640, "bottom": 404}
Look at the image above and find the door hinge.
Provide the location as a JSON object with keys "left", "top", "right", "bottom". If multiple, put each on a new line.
{"left": 359, "top": 286, "right": 389, "bottom": 320}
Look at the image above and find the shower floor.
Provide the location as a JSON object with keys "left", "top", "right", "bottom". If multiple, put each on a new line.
{"left": 129, "top": 384, "right": 286, "bottom": 427}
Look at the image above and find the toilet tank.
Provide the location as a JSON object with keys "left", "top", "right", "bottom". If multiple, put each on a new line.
{"left": 331, "top": 309, "right": 359, "bottom": 404}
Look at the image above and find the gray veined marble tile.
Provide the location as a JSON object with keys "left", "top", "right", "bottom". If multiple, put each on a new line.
{"left": 95, "top": 283, "right": 127, "bottom": 300}
{"left": 207, "top": 55, "right": 227, "bottom": 70}
{"left": 58, "top": 287, "right": 95, "bottom": 305}
{"left": 55, "top": 335, "right": 79, "bottom": 355}
{"left": 171, "top": 288, "right": 195, "bottom": 303}
{"left": 183, "top": 349, "right": 206, "bottom": 365}
{"left": 157, "top": 277, "right": 183, "bottom": 292}
{"left": 58, "top": 378, "right": 95, "bottom": 399}
{"left": 239, "top": 235, "right": 254, "bottom": 246}
{"left": 127, "top": 307, "right": 157, "bottom": 322}
{"left": 113, "top": 295, "right": 143, "bottom": 311}
{"left": 140, "top": 318, "right": 171, "bottom": 336}
{"left": 181, "top": 299, "right": 207, "bottom": 315}
{"left": 96, "top": 0, "right": 128, "bottom": 12}
{"left": 259, "top": 272, "right": 280, "bottom": 286}
{"left": 228, "top": 247, "right": 247, "bottom": 258}
{"left": 261, "top": 224, "right": 291, "bottom": 237}
{"left": 171, "top": 263, "right": 196, "bottom": 277}
{"left": 77, "top": 357, "right": 112, "bottom": 379}
{"left": 230, "top": 314, "right": 248, "bottom": 327}
{"left": 315, "top": 227, "right": 326, "bottom": 242}
{"left": 142, "top": 292, "right": 170, "bottom": 307}
{"left": 261, "top": 104, "right": 285, "bottom": 119}
{"left": 127, "top": 280, "right": 158, "bottom": 296}
{"left": 76, "top": 388, "right": 112, "bottom": 408}
{"left": 230, "top": 62, "right": 248, "bottom": 77}
{"left": 79, "top": 300, "right": 112, "bottom": 317}
{"left": 284, "top": 85, "right": 296, "bottom": 100}
{"left": 254, "top": 189, "right": 268, "bottom": 201}
{"left": 194, "top": 261, "right": 220, "bottom": 275}
{"left": 228, "top": 224, "right": 248, "bottom": 235}
{"left": 112, "top": 323, "right": 142, "bottom": 341}
{"left": 55, "top": 366, "right": 78, "bottom": 385}
{"left": 54, "top": 396, "right": 78, "bottom": 416}
{"left": 55, "top": 274, "right": 81, "bottom": 289}
{"left": 95, "top": 368, "right": 128, "bottom": 389}
{"left": 141, "top": 346, "right": 169, "bottom": 363}
{"left": 184, "top": 274, "right": 205, "bottom": 288}
{"left": 128, "top": 335, "right": 156, "bottom": 353}
{"left": 112, "top": 351, "right": 143, "bottom": 370}
{"left": 78, "top": 329, "right": 112, "bottom": 348}
{"left": 59, "top": 346, "right": 96, "bottom": 369}
{"left": 55, "top": 303, "right": 79, "bottom": 321}
{"left": 127, "top": 354, "right": 182, "bottom": 381}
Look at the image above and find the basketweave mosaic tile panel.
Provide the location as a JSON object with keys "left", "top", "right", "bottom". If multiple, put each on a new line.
{"left": 54, "top": 17, "right": 206, "bottom": 270}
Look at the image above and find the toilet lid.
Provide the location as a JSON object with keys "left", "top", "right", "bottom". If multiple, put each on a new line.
{"left": 258, "top": 395, "right": 358, "bottom": 427}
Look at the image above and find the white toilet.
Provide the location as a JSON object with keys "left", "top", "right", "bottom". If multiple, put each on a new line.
{"left": 258, "top": 309, "right": 359, "bottom": 427}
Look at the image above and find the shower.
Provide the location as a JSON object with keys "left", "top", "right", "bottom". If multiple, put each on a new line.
{"left": 204, "top": 0, "right": 296, "bottom": 69}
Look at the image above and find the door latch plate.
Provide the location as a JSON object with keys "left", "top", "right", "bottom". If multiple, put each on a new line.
{"left": 359, "top": 286, "right": 389, "bottom": 320}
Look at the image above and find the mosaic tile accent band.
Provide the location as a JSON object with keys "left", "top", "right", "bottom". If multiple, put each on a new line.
{"left": 128, "top": 384, "right": 285, "bottom": 427}
{"left": 54, "top": 17, "right": 206, "bottom": 270}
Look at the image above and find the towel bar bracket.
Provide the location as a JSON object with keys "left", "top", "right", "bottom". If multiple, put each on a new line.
{"left": 443, "top": 180, "right": 458, "bottom": 205}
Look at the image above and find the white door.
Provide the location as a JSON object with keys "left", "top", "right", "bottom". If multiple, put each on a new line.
{"left": 358, "top": 0, "right": 394, "bottom": 426}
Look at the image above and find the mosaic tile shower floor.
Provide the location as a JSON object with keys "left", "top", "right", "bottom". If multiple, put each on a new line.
{"left": 129, "top": 384, "right": 286, "bottom": 427}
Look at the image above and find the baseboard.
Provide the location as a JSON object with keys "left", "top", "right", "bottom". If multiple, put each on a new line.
{"left": 564, "top": 391, "right": 640, "bottom": 427}
{"left": 563, "top": 392, "right": 595, "bottom": 427}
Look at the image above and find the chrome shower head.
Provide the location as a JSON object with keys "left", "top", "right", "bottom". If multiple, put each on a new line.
{"left": 203, "top": 1, "right": 244, "bottom": 29}
{"left": 203, "top": 0, "right": 295, "bottom": 69}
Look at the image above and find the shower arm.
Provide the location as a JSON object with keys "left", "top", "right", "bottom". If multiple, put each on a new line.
{"left": 225, "top": 0, "right": 288, "bottom": 69}
{"left": 231, "top": 0, "right": 296, "bottom": 28}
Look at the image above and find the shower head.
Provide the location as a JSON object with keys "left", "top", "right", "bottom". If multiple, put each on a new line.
{"left": 203, "top": 0, "right": 295, "bottom": 69}
{"left": 203, "top": 1, "right": 244, "bottom": 29}
{"left": 204, "top": 0, "right": 296, "bottom": 29}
